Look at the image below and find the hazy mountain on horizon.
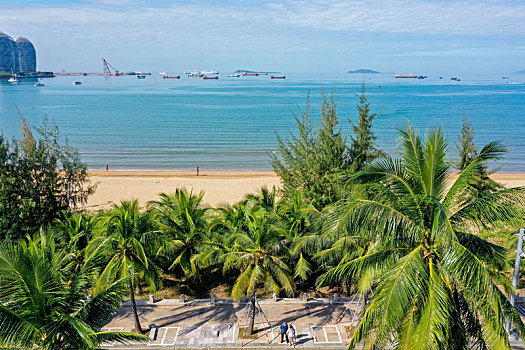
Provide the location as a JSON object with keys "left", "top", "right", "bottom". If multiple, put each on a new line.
{"left": 515, "top": 69, "right": 525, "bottom": 74}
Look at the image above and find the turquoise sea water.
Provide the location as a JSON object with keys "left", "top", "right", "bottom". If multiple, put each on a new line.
{"left": 0, "top": 74, "right": 524, "bottom": 171}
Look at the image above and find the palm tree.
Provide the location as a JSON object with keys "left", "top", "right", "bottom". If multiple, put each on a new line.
{"left": 148, "top": 188, "right": 210, "bottom": 278}
{"left": 223, "top": 209, "right": 294, "bottom": 335}
{"left": 97, "top": 199, "right": 162, "bottom": 334}
{"left": 323, "top": 125, "right": 525, "bottom": 349}
{"left": 0, "top": 231, "right": 147, "bottom": 349}
{"left": 51, "top": 212, "right": 95, "bottom": 276}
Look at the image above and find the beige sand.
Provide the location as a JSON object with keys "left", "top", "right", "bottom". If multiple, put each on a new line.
{"left": 84, "top": 171, "right": 281, "bottom": 210}
{"left": 83, "top": 171, "right": 525, "bottom": 211}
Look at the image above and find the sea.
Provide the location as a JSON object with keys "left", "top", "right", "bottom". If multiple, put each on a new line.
{"left": 0, "top": 73, "right": 524, "bottom": 172}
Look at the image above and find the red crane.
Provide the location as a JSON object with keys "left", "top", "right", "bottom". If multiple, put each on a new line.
{"left": 102, "top": 58, "right": 122, "bottom": 76}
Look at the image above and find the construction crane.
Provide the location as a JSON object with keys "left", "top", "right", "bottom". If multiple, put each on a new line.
{"left": 101, "top": 57, "right": 122, "bottom": 76}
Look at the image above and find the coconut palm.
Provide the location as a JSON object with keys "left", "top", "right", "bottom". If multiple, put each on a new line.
{"left": 51, "top": 212, "right": 95, "bottom": 277}
{"left": 244, "top": 186, "right": 279, "bottom": 213}
{"left": 97, "top": 199, "right": 162, "bottom": 334}
{"left": 0, "top": 231, "right": 147, "bottom": 349}
{"left": 223, "top": 209, "right": 294, "bottom": 335}
{"left": 323, "top": 125, "right": 525, "bottom": 349}
{"left": 148, "top": 188, "right": 210, "bottom": 278}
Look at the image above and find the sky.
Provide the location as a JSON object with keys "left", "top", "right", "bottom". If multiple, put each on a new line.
{"left": 0, "top": 0, "right": 524, "bottom": 74}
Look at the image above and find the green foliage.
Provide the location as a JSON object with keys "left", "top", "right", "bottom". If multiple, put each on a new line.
{"left": 0, "top": 231, "right": 147, "bottom": 349}
{"left": 148, "top": 188, "right": 210, "bottom": 278}
{"left": 0, "top": 114, "right": 94, "bottom": 240}
{"left": 456, "top": 115, "right": 505, "bottom": 201}
{"left": 348, "top": 82, "right": 385, "bottom": 171}
{"left": 96, "top": 199, "right": 163, "bottom": 333}
{"left": 270, "top": 88, "right": 383, "bottom": 209}
{"left": 321, "top": 124, "right": 525, "bottom": 349}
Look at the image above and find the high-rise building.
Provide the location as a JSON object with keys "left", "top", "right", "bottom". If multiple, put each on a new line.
{"left": 0, "top": 32, "right": 19, "bottom": 73}
{"left": 15, "top": 36, "right": 36, "bottom": 72}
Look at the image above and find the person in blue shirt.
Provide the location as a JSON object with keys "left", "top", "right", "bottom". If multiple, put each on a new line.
{"left": 280, "top": 322, "right": 289, "bottom": 343}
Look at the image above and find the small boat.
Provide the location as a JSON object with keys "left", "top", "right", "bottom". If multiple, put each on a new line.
{"left": 450, "top": 77, "right": 461, "bottom": 81}
{"left": 72, "top": 81, "right": 82, "bottom": 85}
{"left": 159, "top": 72, "right": 167, "bottom": 75}
{"left": 163, "top": 75, "right": 180, "bottom": 79}
{"left": 417, "top": 76, "right": 427, "bottom": 79}
{"left": 502, "top": 77, "right": 509, "bottom": 80}
{"left": 137, "top": 74, "right": 146, "bottom": 79}
{"left": 226, "top": 74, "right": 241, "bottom": 77}
{"left": 243, "top": 73, "right": 259, "bottom": 77}
{"left": 8, "top": 70, "right": 18, "bottom": 84}
{"left": 439, "top": 77, "right": 443, "bottom": 79}
{"left": 34, "top": 82, "right": 45, "bottom": 87}
{"left": 189, "top": 74, "right": 204, "bottom": 78}
{"left": 395, "top": 74, "right": 417, "bottom": 78}
{"left": 202, "top": 76, "right": 218, "bottom": 80}
{"left": 270, "top": 75, "right": 286, "bottom": 79}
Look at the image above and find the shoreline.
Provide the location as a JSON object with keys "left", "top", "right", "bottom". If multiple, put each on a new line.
{"left": 83, "top": 171, "right": 525, "bottom": 210}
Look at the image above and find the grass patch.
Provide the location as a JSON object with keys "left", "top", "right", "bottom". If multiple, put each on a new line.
{"left": 345, "top": 325, "right": 356, "bottom": 337}
{"left": 238, "top": 327, "right": 259, "bottom": 339}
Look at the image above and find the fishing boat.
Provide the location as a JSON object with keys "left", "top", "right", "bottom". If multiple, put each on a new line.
{"left": 243, "top": 73, "right": 259, "bottom": 76}
{"left": 34, "top": 82, "right": 45, "bottom": 87}
{"left": 137, "top": 74, "right": 146, "bottom": 79}
{"left": 270, "top": 75, "right": 286, "bottom": 79}
{"left": 394, "top": 74, "right": 417, "bottom": 78}
{"left": 72, "top": 81, "right": 82, "bottom": 85}
{"left": 417, "top": 75, "right": 427, "bottom": 79}
{"left": 185, "top": 70, "right": 200, "bottom": 75}
{"left": 202, "top": 76, "right": 218, "bottom": 80}
{"left": 163, "top": 75, "right": 180, "bottom": 79}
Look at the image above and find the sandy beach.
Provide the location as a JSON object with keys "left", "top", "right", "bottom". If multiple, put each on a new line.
{"left": 84, "top": 171, "right": 282, "bottom": 210}
{"left": 83, "top": 171, "right": 525, "bottom": 210}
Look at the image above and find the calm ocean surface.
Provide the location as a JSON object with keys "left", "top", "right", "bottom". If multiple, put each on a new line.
{"left": 0, "top": 74, "right": 524, "bottom": 171}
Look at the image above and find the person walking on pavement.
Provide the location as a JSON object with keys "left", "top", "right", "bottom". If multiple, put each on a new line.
{"left": 280, "top": 322, "right": 289, "bottom": 343}
{"left": 288, "top": 324, "right": 296, "bottom": 347}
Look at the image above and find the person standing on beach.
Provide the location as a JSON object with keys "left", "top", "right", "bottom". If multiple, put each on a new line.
{"left": 106, "top": 163, "right": 109, "bottom": 171}
{"left": 280, "top": 322, "right": 289, "bottom": 343}
{"left": 196, "top": 166, "right": 199, "bottom": 176}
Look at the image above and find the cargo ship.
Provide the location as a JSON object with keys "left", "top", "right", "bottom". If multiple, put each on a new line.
{"left": 395, "top": 74, "right": 417, "bottom": 78}
{"left": 163, "top": 75, "right": 180, "bottom": 79}
{"left": 202, "top": 76, "right": 218, "bottom": 80}
{"left": 243, "top": 73, "right": 259, "bottom": 77}
{"left": 270, "top": 75, "right": 286, "bottom": 79}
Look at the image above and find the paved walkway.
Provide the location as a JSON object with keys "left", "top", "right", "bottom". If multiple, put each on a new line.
{"left": 101, "top": 297, "right": 525, "bottom": 349}
{"left": 101, "top": 298, "right": 360, "bottom": 349}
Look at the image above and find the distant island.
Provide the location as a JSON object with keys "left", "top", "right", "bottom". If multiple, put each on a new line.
{"left": 347, "top": 69, "right": 379, "bottom": 74}
{"left": 515, "top": 69, "right": 525, "bottom": 74}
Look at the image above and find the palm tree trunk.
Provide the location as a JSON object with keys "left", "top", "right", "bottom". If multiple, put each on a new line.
{"left": 129, "top": 281, "right": 143, "bottom": 334}
{"left": 246, "top": 296, "right": 256, "bottom": 335}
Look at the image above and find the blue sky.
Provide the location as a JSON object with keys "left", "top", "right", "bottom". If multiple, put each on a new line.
{"left": 1, "top": 0, "right": 524, "bottom": 74}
